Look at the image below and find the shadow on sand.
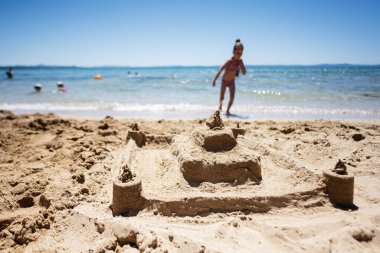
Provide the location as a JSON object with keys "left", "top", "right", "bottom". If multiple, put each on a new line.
{"left": 334, "top": 203, "right": 359, "bottom": 212}
{"left": 224, "top": 113, "right": 249, "bottom": 119}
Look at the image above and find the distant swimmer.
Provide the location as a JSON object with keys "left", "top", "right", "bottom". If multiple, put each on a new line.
{"left": 6, "top": 68, "right": 13, "bottom": 79}
{"left": 57, "top": 81, "right": 67, "bottom": 93}
{"left": 94, "top": 74, "right": 103, "bottom": 80}
{"left": 34, "top": 83, "right": 43, "bottom": 92}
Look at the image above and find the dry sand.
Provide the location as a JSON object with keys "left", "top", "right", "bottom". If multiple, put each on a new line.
{"left": 0, "top": 110, "right": 379, "bottom": 252}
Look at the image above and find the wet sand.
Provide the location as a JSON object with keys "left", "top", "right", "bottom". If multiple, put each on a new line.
{"left": 0, "top": 110, "right": 379, "bottom": 252}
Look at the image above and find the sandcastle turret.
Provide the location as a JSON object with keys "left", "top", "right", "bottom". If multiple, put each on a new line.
{"left": 112, "top": 134, "right": 145, "bottom": 216}
{"left": 171, "top": 111, "right": 262, "bottom": 183}
{"left": 126, "top": 123, "right": 146, "bottom": 147}
{"left": 323, "top": 160, "right": 354, "bottom": 207}
{"left": 205, "top": 110, "right": 224, "bottom": 129}
{"left": 193, "top": 111, "right": 237, "bottom": 152}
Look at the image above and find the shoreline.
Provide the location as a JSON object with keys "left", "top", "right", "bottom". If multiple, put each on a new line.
{"left": 4, "top": 111, "right": 380, "bottom": 125}
{"left": 5, "top": 108, "right": 380, "bottom": 121}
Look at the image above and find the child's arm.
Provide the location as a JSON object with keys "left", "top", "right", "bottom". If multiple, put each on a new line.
{"left": 239, "top": 59, "right": 246, "bottom": 75}
{"left": 212, "top": 61, "right": 228, "bottom": 86}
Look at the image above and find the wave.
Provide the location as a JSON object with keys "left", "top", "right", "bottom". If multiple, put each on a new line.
{"left": 1, "top": 102, "right": 379, "bottom": 116}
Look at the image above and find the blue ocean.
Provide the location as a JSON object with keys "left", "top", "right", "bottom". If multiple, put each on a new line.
{"left": 0, "top": 65, "right": 379, "bottom": 119}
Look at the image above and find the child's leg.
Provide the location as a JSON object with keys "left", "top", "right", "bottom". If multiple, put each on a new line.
{"left": 219, "top": 82, "right": 227, "bottom": 111}
{"left": 226, "top": 83, "right": 235, "bottom": 115}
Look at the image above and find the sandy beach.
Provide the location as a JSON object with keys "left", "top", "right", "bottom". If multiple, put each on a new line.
{"left": 2, "top": 0, "right": 380, "bottom": 252}
{"left": 0, "top": 110, "right": 379, "bottom": 252}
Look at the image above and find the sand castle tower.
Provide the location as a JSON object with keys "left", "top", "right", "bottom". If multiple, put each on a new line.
{"left": 171, "top": 111, "right": 262, "bottom": 183}
{"left": 323, "top": 160, "right": 354, "bottom": 207}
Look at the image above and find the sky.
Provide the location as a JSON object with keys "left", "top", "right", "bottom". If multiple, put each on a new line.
{"left": 0, "top": 0, "right": 380, "bottom": 66}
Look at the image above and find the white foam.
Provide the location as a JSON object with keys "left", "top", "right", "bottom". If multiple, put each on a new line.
{"left": 1, "top": 102, "right": 379, "bottom": 117}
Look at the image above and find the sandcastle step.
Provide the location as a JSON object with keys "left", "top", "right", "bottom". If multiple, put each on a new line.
{"left": 146, "top": 186, "right": 326, "bottom": 216}
{"left": 171, "top": 135, "right": 262, "bottom": 183}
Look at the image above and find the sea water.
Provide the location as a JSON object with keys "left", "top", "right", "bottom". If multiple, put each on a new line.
{"left": 0, "top": 65, "right": 379, "bottom": 119}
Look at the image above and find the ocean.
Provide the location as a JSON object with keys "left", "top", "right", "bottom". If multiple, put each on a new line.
{"left": 0, "top": 65, "right": 379, "bottom": 119}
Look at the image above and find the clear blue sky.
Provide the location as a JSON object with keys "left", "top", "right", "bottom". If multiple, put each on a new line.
{"left": 1, "top": 0, "right": 379, "bottom": 66}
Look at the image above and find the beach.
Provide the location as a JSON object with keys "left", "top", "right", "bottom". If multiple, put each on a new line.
{"left": 2, "top": 0, "right": 380, "bottom": 251}
{"left": 0, "top": 110, "right": 379, "bottom": 252}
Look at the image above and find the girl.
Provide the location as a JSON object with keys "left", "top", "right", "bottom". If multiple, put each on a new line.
{"left": 212, "top": 39, "right": 246, "bottom": 115}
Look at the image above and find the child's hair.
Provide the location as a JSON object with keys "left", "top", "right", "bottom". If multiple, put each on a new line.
{"left": 233, "top": 39, "right": 244, "bottom": 52}
{"left": 233, "top": 39, "right": 243, "bottom": 76}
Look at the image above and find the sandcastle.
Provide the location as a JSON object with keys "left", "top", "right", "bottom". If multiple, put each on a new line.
{"left": 111, "top": 112, "right": 346, "bottom": 216}
{"left": 171, "top": 111, "right": 261, "bottom": 183}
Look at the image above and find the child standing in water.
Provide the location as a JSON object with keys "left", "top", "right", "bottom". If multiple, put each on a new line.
{"left": 212, "top": 39, "right": 246, "bottom": 115}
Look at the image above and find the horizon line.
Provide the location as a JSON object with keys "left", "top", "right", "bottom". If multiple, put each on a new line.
{"left": 1, "top": 63, "right": 380, "bottom": 68}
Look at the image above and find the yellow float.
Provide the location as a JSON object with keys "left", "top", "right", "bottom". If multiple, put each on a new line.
{"left": 94, "top": 74, "right": 103, "bottom": 80}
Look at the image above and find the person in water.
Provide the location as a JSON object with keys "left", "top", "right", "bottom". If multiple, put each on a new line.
{"left": 212, "top": 39, "right": 246, "bottom": 115}
{"left": 56, "top": 81, "right": 67, "bottom": 93}
{"left": 6, "top": 68, "right": 13, "bottom": 79}
{"left": 34, "top": 83, "right": 43, "bottom": 92}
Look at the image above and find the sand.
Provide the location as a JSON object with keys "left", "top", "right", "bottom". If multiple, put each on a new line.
{"left": 0, "top": 109, "right": 379, "bottom": 252}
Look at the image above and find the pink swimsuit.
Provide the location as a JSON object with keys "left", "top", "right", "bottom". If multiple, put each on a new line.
{"left": 222, "top": 79, "right": 235, "bottom": 87}
{"left": 226, "top": 60, "right": 240, "bottom": 72}
{"left": 222, "top": 60, "right": 240, "bottom": 86}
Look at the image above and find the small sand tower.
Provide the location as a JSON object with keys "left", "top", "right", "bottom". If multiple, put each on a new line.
{"left": 323, "top": 160, "right": 354, "bottom": 207}
{"left": 171, "top": 111, "right": 262, "bottom": 183}
{"left": 112, "top": 124, "right": 146, "bottom": 216}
